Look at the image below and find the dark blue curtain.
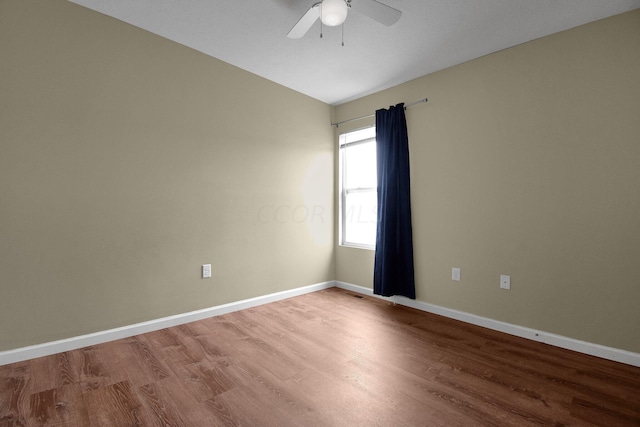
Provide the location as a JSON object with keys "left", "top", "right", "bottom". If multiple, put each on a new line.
{"left": 373, "top": 103, "right": 416, "bottom": 299}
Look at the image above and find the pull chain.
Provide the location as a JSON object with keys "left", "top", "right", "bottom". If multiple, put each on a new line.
{"left": 320, "top": 4, "right": 323, "bottom": 38}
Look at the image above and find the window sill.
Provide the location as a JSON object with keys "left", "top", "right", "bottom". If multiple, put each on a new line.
{"left": 339, "top": 243, "right": 375, "bottom": 251}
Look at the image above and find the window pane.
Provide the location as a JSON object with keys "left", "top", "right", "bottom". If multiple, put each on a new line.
{"left": 344, "top": 191, "right": 377, "bottom": 247}
{"left": 339, "top": 126, "right": 377, "bottom": 249}
{"left": 344, "top": 141, "right": 376, "bottom": 189}
{"left": 342, "top": 126, "right": 376, "bottom": 145}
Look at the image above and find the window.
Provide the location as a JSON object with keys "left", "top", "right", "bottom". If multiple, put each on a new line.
{"left": 339, "top": 126, "right": 377, "bottom": 248}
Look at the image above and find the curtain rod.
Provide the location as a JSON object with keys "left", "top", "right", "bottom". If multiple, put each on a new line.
{"left": 331, "top": 97, "right": 428, "bottom": 127}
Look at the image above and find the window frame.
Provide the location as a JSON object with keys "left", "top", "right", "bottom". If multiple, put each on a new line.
{"left": 338, "top": 126, "right": 377, "bottom": 250}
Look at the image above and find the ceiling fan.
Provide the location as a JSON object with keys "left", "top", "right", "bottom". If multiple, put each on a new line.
{"left": 287, "top": 0, "right": 401, "bottom": 39}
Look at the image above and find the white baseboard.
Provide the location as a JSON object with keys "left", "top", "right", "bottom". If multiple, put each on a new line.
{"left": 0, "top": 281, "right": 335, "bottom": 367}
{"left": 335, "top": 281, "right": 640, "bottom": 368}
{"left": 4, "top": 280, "right": 638, "bottom": 368}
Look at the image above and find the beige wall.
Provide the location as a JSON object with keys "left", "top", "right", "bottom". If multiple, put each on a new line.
{"left": 0, "top": 0, "right": 334, "bottom": 351}
{"left": 2, "top": 0, "right": 638, "bottom": 356}
{"left": 335, "top": 10, "right": 640, "bottom": 353}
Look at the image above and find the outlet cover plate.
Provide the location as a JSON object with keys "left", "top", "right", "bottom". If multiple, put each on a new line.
{"left": 452, "top": 268, "right": 461, "bottom": 281}
{"left": 500, "top": 274, "right": 510, "bottom": 289}
{"left": 202, "top": 264, "right": 212, "bottom": 279}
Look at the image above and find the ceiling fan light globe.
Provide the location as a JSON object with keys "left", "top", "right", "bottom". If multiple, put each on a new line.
{"left": 321, "top": 0, "right": 348, "bottom": 26}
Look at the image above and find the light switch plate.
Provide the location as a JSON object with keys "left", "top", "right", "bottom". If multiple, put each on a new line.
{"left": 452, "top": 268, "right": 461, "bottom": 281}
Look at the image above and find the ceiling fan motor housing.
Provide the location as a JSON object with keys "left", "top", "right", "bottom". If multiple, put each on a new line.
{"left": 287, "top": 0, "right": 400, "bottom": 39}
{"left": 321, "top": 0, "right": 349, "bottom": 26}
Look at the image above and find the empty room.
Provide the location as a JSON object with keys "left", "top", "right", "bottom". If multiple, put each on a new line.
{"left": 1, "top": 0, "right": 639, "bottom": 425}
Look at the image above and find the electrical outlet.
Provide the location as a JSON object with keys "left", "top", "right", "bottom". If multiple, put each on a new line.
{"left": 451, "top": 267, "right": 461, "bottom": 281}
{"left": 500, "top": 275, "right": 510, "bottom": 289}
{"left": 202, "top": 264, "right": 212, "bottom": 279}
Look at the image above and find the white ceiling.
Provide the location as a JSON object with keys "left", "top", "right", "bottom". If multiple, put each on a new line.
{"left": 68, "top": 0, "right": 640, "bottom": 106}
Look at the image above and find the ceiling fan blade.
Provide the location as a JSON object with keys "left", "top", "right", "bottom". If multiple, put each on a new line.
{"left": 287, "top": 3, "right": 321, "bottom": 39}
{"left": 350, "top": 0, "right": 401, "bottom": 26}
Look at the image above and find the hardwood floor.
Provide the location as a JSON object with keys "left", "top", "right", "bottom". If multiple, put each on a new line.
{"left": 1, "top": 287, "right": 639, "bottom": 426}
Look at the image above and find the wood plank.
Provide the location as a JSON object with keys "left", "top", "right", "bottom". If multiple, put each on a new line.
{"left": 84, "top": 380, "right": 152, "bottom": 426}
{"left": 137, "top": 380, "right": 189, "bottom": 426}
{"left": 27, "top": 383, "right": 89, "bottom": 426}
{"left": 109, "top": 336, "right": 171, "bottom": 387}
{"left": 0, "top": 362, "right": 30, "bottom": 426}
